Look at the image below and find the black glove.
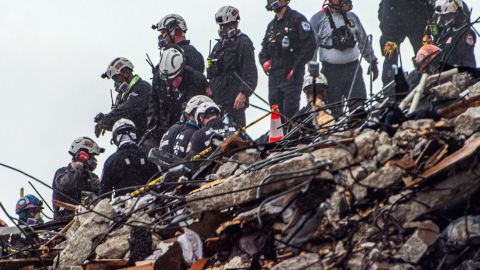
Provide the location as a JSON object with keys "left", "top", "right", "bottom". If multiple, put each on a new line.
{"left": 94, "top": 112, "right": 105, "bottom": 123}
{"left": 367, "top": 61, "right": 379, "bottom": 81}
{"left": 94, "top": 121, "right": 108, "bottom": 138}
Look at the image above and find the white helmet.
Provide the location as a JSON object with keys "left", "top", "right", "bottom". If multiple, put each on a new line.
{"left": 434, "top": 0, "right": 462, "bottom": 15}
{"left": 215, "top": 6, "right": 240, "bottom": 25}
{"left": 185, "top": 95, "right": 214, "bottom": 115}
{"left": 69, "top": 137, "right": 104, "bottom": 156}
{"left": 154, "top": 14, "right": 188, "bottom": 32}
{"left": 101, "top": 57, "right": 134, "bottom": 79}
{"left": 302, "top": 73, "right": 328, "bottom": 91}
{"left": 112, "top": 118, "right": 136, "bottom": 135}
{"left": 195, "top": 102, "right": 221, "bottom": 123}
{"left": 158, "top": 46, "right": 185, "bottom": 80}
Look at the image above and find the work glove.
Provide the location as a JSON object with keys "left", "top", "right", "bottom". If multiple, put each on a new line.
{"left": 286, "top": 70, "right": 294, "bottom": 80}
{"left": 94, "top": 112, "right": 105, "bottom": 123}
{"left": 383, "top": 41, "right": 398, "bottom": 60}
{"left": 94, "top": 121, "right": 108, "bottom": 138}
{"left": 262, "top": 60, "right": 271, "bottom": 75}
{"left": 234, "top": 92, "right": 247, "bottom": 109}
{"left": 422, "top": 35, "right": 433, "bottom": 46}
{"left": 367, "top": 61, "right": 379, "bottom": 81}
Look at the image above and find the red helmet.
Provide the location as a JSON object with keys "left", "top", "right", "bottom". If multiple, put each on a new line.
{"left": 415, "top": 45, "right": 442, "bottom": 72}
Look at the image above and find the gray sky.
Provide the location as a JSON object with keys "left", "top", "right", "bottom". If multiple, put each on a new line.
{"left": 0, "top": 0, "right": 478, "bottom": 223}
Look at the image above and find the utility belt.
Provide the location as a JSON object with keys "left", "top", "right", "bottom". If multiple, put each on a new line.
{"left": 321, "top": 8, "right": 357, "bottom": 51}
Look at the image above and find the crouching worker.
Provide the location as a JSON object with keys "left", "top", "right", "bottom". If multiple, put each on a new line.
{"left": 16, "top": 195, "right": 43, "bottom": 226}
{"left": 52, "top": 137, "right": 104, "bottom": 220}
{"left": 100, "top": 119, "right": 158, "bottom": 197}
{"left": 187, "top": 102, "right": 237, "bottom": 158}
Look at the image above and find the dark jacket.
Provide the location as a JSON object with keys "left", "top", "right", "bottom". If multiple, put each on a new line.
{"left": 189, "top": 118, "right": 236, "bottom": 156}
{"left": 103, "top": 77, "right": 152, "bottom": 137}
{"left": 173, "top": 120, "right": 198, "bottom": 158}
{"left": 378, "top": 0, "right": 433, "bottom": 35}
{"left": 177, "top": 40, "right": 205, "bottom": 74}
{"left": 160, "top": 122, "right": 184, "bottom": 156}
{"left": 259, "top": 6, "right": 316, "bottom": 83}
{"left": 100, "top": 143, "right": 158, "bottom": 196}
{"left": 148, "top": 67, "right": 209, "bottom": 138}
{"left": 52, "top": 164, "right": 99, "bottom": 219}
{"left": 435, "top": 24, "right": 477, "bottom": 68}
{"left": 208, "top": 32, "right": 258, "bottom": 108}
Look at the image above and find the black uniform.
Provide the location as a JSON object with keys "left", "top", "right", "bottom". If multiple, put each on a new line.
{"left": 52, "top": 164, "right": 99, "bottom": 220}
{"left": 160, "top": 122, "right": 184, "bottom": 155}
{"left": 208, "top": 31, "right": 258, "bottom": 127}
{"left": 177, "top": 40, "right": 205, "bottom": 74}
{"left": 100, "top": 143, "right": 158, "bottom": 197}
{"left": 102, "top": 76, "right": 152, "bottom": 137}
{"left": 379, "top": 0, "right": 434, "bottom": 86}
{"left": 173, "top": 121, "right": 198, "bottom": 158}
{"left": 259, "top": 6, "right": 316, "bottom": 120}
{"left": 435, "top": 23, "right": 477, "bottom": 68}
{"left": 189, "top": 118, "right": 236, "bottom": 156}
{"left": 148, "top": 67, "right": 209, "bottom": 141}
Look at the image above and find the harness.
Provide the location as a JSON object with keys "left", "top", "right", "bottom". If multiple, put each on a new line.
{"left": 320, "top": 7, "right": 356, "bottom": 51}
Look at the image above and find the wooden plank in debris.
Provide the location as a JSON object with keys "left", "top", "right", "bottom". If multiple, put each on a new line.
{"left": 409, "top": 136, "right": 480, "bottom": 187}
{"left": 82, "top": 259, "right": 129, "bottom": 270}
{"left": 120, "top": 261, "right": 154, "bottom": 270}
{"left": 53, "top": 200, "right": 77, "bottom": 212}
{"left": 0, "top": 258, "right": 53, "bottom": 270}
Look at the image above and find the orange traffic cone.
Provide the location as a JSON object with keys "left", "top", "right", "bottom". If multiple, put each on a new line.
{"left": 269, "top": 104, "right": 284, "bottom": 143}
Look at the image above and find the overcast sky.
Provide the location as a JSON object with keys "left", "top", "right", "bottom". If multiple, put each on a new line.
{"left": 0, "top": 0, "right": 478, "bottom": 224}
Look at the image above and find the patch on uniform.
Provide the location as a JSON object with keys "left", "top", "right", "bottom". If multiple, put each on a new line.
{"left": 130, "top": 92, "right": 139, "bottom": 97}
{"left": 446, "top": 37, "right": 453, "bottom": 44}
{"left": 301, "top": 21, "right": 311, "bottom": 32}
{"left": 466, "top": 34, "right": 475, "bottom": 46}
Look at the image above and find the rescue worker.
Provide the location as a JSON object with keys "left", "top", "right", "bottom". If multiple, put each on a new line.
{"left": 160, "top": 95, "right": 213, "bottom": 158}
{"left": 408, "top": 44, "right": 444, "bottom": 89}
{"left": 378, "top": 0, "right": 434, "bottom": 87}
{"left": 95, "top": 57, "right": 152, "bottom": 145}
{"left": 259, "top": 0, "right": 316, "bottom": 121}
{"left": 433, "top": 0, "right": 476, "bottom": 68}
{"left": 311, "top": 0, "right": 379, "bottom": 117}
{"left": 100, "top": 119, "right": 158, "bottom": 197}
{"left": 208, "top": 6, "right": 258, "bottom": 128}
{"left": 52, "top": 137, "right": 104, "bottom": 220}
{"left": 15, "top": 195, "right": 43, "bottom": 226}
{"left": 147, "top": 46, "right": 210, "bottom": 144}
{"left": 152, "top": 14, "right": 205, "bottom": 73}
{"left": 188, "top": 102, "right": 237, "bottom": 157}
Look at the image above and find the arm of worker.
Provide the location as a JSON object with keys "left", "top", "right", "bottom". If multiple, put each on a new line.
{"left": 350, "top": 12, "right": 378, "bottom": 64}
{"left": 99, "top": 156, "right": 115, "bottom": 196}
{"left": 292, "top": 19, "right": 317, "bottom": 72}
{"left": 53, "top": 165, "right": 88, "bottom": 201}
{"left": 258, "top": 27, "right": 272, "bottom": 67}
{"left": 237, "top": 36, "right": 258, "bottom": 97}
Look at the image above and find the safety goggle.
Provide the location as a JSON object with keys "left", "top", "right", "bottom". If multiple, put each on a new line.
{"left": 270, "top": 1, "right": 282, "bottom": 10}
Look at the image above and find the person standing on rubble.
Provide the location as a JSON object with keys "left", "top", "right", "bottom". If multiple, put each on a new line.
{"left": 94, "top": 57, "right": 154, "bottom": 150}
{"left": 187, "top": 102, "right": 237, "bottom": 157}
{"left": 100, "top": 119, "right": 158, "bottom": 197}
{"left": 152, "top": 14, "right": 205, "bottom": 74}
{"left": 208, "top": 6, "right": 258, "bottom": 128}
{"left": 52, "top": 137, "right": 104, "bottom": 220}
{"left": 378, "top": 0, "right": 434, "bottom": 88}
{"left": 310, "top": 0, "right": 379, "bottom": 117}
{"left": 259, "top": 0, "right": 316, "bottom": 122}
{"left": 147, "top": 46, "right": 210, "bottom": 145}
{"left": 160, "top": 95, "right": 213, "bottom": 158}
{"left": 433, "top": 0, "right": 476, "bottom": 68}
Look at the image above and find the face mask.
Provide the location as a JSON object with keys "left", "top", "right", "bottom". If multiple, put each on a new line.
{"left": 158, "top": 35, "right": 169, "bottom": 48}
{"left": 115, "top": 81, "right": 129, "bottom": 93}
{"left": 87, "top": 158, "right": 97, "bottom": 171}
{"left": 171, "top": 76, "right": 183, "bottom": 88}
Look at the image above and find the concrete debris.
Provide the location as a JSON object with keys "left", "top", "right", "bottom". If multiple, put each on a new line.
{"left": 6, "top": 71, "right": 480, "bottom": 270}
{"left": 454, "top": 107, "right": 480, "bottom": 136}
{"left": 398, "top": 220, "right": 440, "bottom": 264}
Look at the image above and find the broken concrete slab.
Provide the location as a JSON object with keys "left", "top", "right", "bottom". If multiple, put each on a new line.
{"left": 270, "top": 253, "right": 322, "bottom": 270}
{"left": 468, "top": 81, "right": 480, "bottom": 97}
{"left": 398, "top": 220, "right": 439, "bottom": 264}
{"left": 354, "top": 129, "right": 378, "bottom": 162}
{"left": 429, "top": 81, "right": 461, "bottom": 100}
{"left": 56, "top": 199, "right": 114, "bottom": 268}
{"left": 454, "top": 107, "right": 480, "bottom": 136}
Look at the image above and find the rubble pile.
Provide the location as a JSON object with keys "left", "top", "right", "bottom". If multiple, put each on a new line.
{"left": 3, "top": 70, "right": 480, "bottom": 270}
